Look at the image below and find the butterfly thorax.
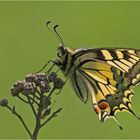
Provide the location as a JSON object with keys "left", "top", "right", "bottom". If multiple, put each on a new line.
{"left": 57, "top": 47, "right": 98, "bottom": 76}
{"left": 57, "top": 46, "right": 78, "bottom": 77}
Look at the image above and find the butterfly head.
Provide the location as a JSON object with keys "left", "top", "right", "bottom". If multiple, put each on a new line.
{"left": 56, "top": 45, "right": 67, "bottom": 67}
{"left": 57, "top": 44, "right": 67, "bottom": 58}
{"left": 57, "top": 44, "right": 75, "bottom": 68}
{"left": 46, "top": 21, "right": 70, "bottom": 68}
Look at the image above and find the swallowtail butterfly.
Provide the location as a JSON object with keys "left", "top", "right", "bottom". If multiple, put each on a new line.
{"left": 45, "top": 21, "right": 140, "bottom": 129}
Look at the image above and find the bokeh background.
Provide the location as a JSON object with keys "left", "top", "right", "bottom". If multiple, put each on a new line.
{"left": 0, "top": 1, "right": 140, "bottom": 139}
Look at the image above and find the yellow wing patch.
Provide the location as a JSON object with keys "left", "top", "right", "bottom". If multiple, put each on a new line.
{"left": 96, "top": 89, "right": 106, "bottom": 102}
{"left": 107, "top": 61, "right": 125, "bottom": 72}
{"left": 101, "top": 50, "right": 113, "bottom": 60}
{"left": 99, "top": 71, "right": 114, "bottom": 80}
{"left": 130, "top": 55, "right": 139, "bottom": 61}
{"left": 120, "top": 59, "right": 133, "bottom": 67}
{"left": 83, "top": 70, "right": 107, "bottom": 84}
{"left": 116, "top": 51, "right": 123, "bottom": 59}
{"left": 114, "top": 60, "right": 130, "bottom": 72}
{"left": 106, "top": 85, "right": 115, "bottom": 94}
{"left": 98, "top": 83, "right": 111, "bottom": 96}
{"left": 82, "top": 61, "right": 111, "bottom": 71}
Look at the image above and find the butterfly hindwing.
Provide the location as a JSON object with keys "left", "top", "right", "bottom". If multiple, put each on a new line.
{"left": 71, "top": 70, "right": 89, "bottom": 103}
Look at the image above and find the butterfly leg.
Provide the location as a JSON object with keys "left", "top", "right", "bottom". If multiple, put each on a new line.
{"left": 34, "top": 60, "right": 57, "bottom": 74}
{"left": 45, "top": 60, "right": 63, "bottom": 75}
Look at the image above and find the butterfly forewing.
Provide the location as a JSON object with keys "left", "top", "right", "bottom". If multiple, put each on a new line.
{"left": 100, "top": 49, "right": 140, "bottom": 87}
{"left": 73, "top": 48, "right": 140, "bottom": 86}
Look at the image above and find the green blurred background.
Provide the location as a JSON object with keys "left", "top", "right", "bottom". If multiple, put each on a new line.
{"left": 0, "top": 1, "right": 140, "bottom": 139}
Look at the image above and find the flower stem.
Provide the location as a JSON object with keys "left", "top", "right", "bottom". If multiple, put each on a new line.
{"left": 31, "top": 121, "right": 40, "bottom": 140}
{"left": 27, "top": 96, "right": 37, "bottom": 118}
{"left": 6, "top": 105, "right": 32, "bottom": 138}
{"left": 41, "top": 108, "right": 62, "bottom": 128}
{"left": 48, "top": 88, "right": 55, "bottom": 97}
{"left": 32, "top": 92, "right": 44, "bottom": 140}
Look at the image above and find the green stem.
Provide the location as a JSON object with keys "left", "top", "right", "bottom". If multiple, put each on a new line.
{"left": 17, "top": 95, "right": 29, "bottom": 104}
{"left": 41, "top": 108, "right": 62, "bottom": 128}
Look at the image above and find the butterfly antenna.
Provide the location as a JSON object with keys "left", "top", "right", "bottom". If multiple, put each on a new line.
{"left": 112, "top": 116, "right": 123, "bottom": 130}
{"left": 46, "top": 21, "right": 65, "bottom": 46}
{"left": 54, "top": 25, "right": 65, "bottom": 46}
{"left": 46, "top": 21, "right": 55, "bottom": 34}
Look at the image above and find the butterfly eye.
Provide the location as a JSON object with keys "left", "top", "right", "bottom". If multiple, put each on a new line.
{"left": 57, "top": 52, "right": 61, "bottom": 57}
{"left": 60, "top": 46, "right": 66, "bottom": 55}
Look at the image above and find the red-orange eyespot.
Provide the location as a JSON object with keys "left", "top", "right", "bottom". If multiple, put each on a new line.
{"left": 98, "top": 101, "right": 109, "bottom": 110}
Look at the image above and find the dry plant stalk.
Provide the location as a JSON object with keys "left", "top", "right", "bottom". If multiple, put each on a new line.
{"left": 0, "top": 69, "right": 65, "bottom": 140}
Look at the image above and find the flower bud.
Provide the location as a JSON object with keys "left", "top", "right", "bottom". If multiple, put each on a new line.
{"left": 35, "top": 73, "right": 47, "bottom": 85}
{"left": 45, "top": 108, "right": 51, "bottom": 115}
{"left": 48, "top": 72, "right": 57, "bottom": 82}
{"left": 25, "top": 74, "right": 36, "bottom": 82}
{"left": 0, "top": 99, "right": 8, "bottom": 107}
{"left": 39, "top": 81, "right": 51, "bottom": 93}
{"left": 43, "top": 96, "right": 51, "bottom": 107}
{"left": 53, "top": 78, "right": 65, "bottom": 89}
{"left": 23, "top": 82, "right": 36, "bottom": 95}
{"left": 11, "top": 81, "right": 25, "bottom": 96}
{"left": 41, "top": 108, "right": 51, "bottom": 119}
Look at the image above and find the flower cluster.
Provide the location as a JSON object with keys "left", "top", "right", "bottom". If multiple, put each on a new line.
{"left": 0, "top": 71, "right": 65, "bottom": 139}
{"left": 11, "top": 72, "right": 65, "bottom": 97}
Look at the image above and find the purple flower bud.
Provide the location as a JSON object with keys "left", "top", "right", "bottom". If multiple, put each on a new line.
{"left": 0, "top": 99, "right": 8, "bottom": 107}
{"left": 41, "top": 108, "right": 51, "bottom": 119}
{"left": 11, "top": 81, "right": 25, "bottom": 96}
{"left": 45, "top": 108, "right": 51, "bottom": 115}
{"left": 23, "top": 82, "right": 36, "bottom": 95}
{"left": 17, "top": 81, "right": 25, "bottom": 89}
{"left": 48, "top": 72, "right": 57, "bottom": 82}
{"left": 39, "top": 81, "right": 51, "bottom": 93}
{"left": 35, "top": 73, "right": 47, "bottom": 83}
{"left": 25, "top": 74, "right": 36, "bottom": 82}
{"left": 53, "top": 78, "right": 65, "bottom": 89}
{"left": 43, "top": 96, "right": 51, "bottom": 106}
